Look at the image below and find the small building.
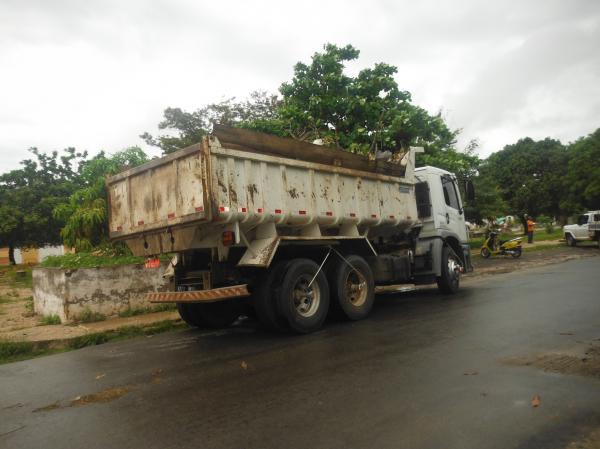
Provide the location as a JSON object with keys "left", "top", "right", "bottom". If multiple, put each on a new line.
{"left": 0, "top": 245, "right": 71, "bottom": 265}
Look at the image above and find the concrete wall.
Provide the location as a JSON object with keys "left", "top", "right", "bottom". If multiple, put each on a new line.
{"left": 33, "top": 264, "right": 169, "bottom": 322}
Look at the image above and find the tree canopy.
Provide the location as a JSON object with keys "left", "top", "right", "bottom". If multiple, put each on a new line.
{"left": 53, "top": 147, "right": 149, "bottom": 251}
{"left": 0, "top": 148, "right": 87, "bottom": 262}
{"left": 564, "top": 128, "right": 600, "bottom": 212}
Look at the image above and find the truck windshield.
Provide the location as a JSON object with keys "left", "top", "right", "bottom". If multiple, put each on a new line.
{"left": 441, "top": 175, "right": 460, "bottom": 211}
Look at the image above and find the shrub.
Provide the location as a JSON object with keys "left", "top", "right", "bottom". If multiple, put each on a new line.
{"left": 41, "top": 314, "right": 61, "bottom": 325}
{"left": 74, "top": 308, "right": 106, "bottom": 323}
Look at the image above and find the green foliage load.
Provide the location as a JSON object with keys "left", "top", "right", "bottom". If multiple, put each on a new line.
{"left": 40, "top": 252, "right": 144, "bottom": 269}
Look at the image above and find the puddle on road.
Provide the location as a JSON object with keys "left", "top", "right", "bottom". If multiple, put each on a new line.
{"left": 70, "top": 386, "right": 131, "bottom": 406}
{"left": 504, "top": 343, "right": 600, "bottom": 379}
{"left": 31, "top": 367, "right": 166, "bottom": 413}
{"left": 32, "top": 385, "right": 133, "bottom": 413}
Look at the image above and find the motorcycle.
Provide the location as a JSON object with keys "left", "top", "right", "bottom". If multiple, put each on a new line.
{"left": 480, "top": 231, "right": 522, "bottom": 258}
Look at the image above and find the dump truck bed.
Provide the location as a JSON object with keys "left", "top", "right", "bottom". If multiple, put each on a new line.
{"left": 107, "top": 126, "right": 418, "bottom": 257}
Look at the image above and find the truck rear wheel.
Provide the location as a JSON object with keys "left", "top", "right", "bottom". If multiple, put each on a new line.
{"left": 328, "top": 255, "right": 374, "bottom": 321}
{"left": 437, "top": 245, "right": 460, "bottom": 294}
{"left": 176, "top": 301, "right": 241, "bottom": 329}
{"left": 276, "top": 258, "right": 330, "bottom": 334}
{"left": 252, "top": 260, "right": 291, "bottom": 332}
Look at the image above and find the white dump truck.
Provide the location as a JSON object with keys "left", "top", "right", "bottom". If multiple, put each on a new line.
{"left": 107, "top": 125, "right": 473, "bottom": 333}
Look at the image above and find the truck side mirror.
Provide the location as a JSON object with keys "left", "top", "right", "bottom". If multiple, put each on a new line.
{"left": 465, "top": 180, "right": 475, "bottom": 202}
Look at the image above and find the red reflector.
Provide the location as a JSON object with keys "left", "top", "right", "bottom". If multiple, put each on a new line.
{"left": 144, "top": 258, "right": 160, "bottom": 269}
{"left": 275, "top": 209, "right": 282, "bottom": 214}
{"left": 222, "top": 231, "right": 235, "bottom": 246}
{"left": 116, "top": 226, "right": 123, "bottom": 231}
{"left": 326, "top": 211, "right": 333, "bottom": 216}
{"left": 219, "top": 206, "right": 225, "bottom": 212}
{"left": 349, "top": 213, "right": 356, "bottom": 218}
{"left": 257, "top": 208, "right": 264, "bottom": 213}
{"left": 168, "top": 213, "right": 175, "bottom": 219}
{"left": 195, "top": 206, "right": 204, "bottom": 212}
{"left": 299, "top": 210, "right": 306, "bottom": 215}
{"left": 371, "top": 214, "right": 377, "bottom": 218}
{"left": 240, "top": 207, "right": 247, "bottom": 213}
{"left": 389, "top": 215, "right": 395, "bottom": 219}
{"left": 137, "top": 220, "right": 144, "bottom": 226}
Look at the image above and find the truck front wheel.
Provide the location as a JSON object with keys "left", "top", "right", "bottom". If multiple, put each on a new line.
{"left": 437, "top": 245, "right": 461, "bottom": 294}
{"left": 328, "top": 255, "right": 374, "bottom": 321}
{"left": 276, "top": 258, "right": 330, "bottom": 334}
{"left": 176, "top": 301, "right": 241, "bottom": 329}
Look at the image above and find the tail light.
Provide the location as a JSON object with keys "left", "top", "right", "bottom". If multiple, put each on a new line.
{"left": 222, "top": 231, "right": 235, "bottom": 247}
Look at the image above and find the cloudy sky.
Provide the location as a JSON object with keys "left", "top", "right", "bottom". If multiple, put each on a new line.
{"left": 1, "top": 0, "right": 599, "bottom": 171}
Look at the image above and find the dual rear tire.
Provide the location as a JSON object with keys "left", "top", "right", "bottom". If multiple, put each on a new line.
{"left": 177, "top": 254, "right": 376, "bottom": 334}
{"left": 255, "top": 255, "right": 375, "bottom": 334}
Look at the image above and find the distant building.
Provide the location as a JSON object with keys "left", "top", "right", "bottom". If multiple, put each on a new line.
{"left": 0, "top": 245, "right": 71, "bottom": 265}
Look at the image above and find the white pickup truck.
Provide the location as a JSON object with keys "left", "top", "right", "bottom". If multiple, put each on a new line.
{"left": 563, "top": 211, "right": 600, "bottom": 247}
{"left": 588, "top": 213, "right": 600, "bottom": 248}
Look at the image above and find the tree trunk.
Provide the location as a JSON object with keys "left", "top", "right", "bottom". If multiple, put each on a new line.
{"left": 519, "top": 215, "right": 528, "bottom": 236}
{"left": 8, "top": 244, "right": 15, "bottom": 265}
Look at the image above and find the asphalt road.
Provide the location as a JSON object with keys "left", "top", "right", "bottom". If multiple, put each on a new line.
{"left": 2, "top": 257, "right": 600, "bottom": 449}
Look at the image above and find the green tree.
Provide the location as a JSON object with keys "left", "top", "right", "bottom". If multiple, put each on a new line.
{"left": 141, "top": 91, "right": 282, "bottom": 154}
{"left": 143, "top": 44, "right": 464, "bottom": 165}
{"left": 0, "top": 148, "right": 87, "bottom": 264}
{"left": 482, "top": 137, "right": 568, "bottom": 228}
{"left": 278, "top": 43, "right": 458, "bottom": 155}
{"left": 564, "top": 128, "right": 600, "bottom": 212}
{"left": 54, "top": 147, "right": 149, "bottom": 251}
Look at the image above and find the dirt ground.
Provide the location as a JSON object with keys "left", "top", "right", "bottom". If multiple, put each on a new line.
{"left": 0, "top": 272, "right": 39, "bottom": 334}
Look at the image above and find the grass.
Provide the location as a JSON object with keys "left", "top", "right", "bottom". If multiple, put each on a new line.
{"left": 118, "top": 303, "right": 176, "bottom": 318}
{"left": 40, "top": 253, "right": 145, "bottom": 269}
{"left": 73, "top": 307, "right": 106, "bottom": 323}
{"left": 0, "top": 265, "right": 33, "bottom": 289}
{"left": 0, "top": 320, "right": 187, "bottom": 365}
{"left": 40, "top": 314, "right": 61, "bottom": 325}
{"left": 469, "top": 227, "right": 564, "bottom": 249}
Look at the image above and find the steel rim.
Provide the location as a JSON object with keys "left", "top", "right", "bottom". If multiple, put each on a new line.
{"left": 292, "top": 274, "right": 321, "bottom": 318}
{"left": 447, "top": 256, "right": 460, "bottom": 284}
{"left": 344, "top": 270, "right": 367, "bottom": 307}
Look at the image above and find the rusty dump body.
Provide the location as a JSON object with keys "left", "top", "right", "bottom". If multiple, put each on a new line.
{"left": 107, "top": 125, "right": 419, "bottom": 268}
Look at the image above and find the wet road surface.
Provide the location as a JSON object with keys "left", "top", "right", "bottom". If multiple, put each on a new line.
{"left": 2, "top": 257, "right": 600, "bottom": 449}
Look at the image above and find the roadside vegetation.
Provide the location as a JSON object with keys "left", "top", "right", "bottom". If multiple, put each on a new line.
{"left": 40, "top": 252, "right": 144, "bottom": 269}
{"left": 468, "top": 228, "right": 564, "bottom": 249}
{"left": 0, "top": 320, "right": 187, "bottom": 365}
{"left": 40, "top": 314, "right": 61, "bottom": 325}
{"left": 118, "top": 304, "right": 176, "bottom": 318}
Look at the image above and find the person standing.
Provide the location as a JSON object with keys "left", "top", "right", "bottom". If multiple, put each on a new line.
{"left": 527, "top": 216, "right": 536, "bottom": 244}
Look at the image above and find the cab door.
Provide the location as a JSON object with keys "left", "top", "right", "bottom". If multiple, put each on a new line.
{"left": 439, "top": 174, "right": 468, "bottom": 241}
{"left": 574, "top": 214, "right": 589, "bottom": 239}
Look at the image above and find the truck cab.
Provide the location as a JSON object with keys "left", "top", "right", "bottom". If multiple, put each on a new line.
{"left": 413, "top": 166, "right": 473, "bottom": 281}
{"left": 563, "top": 211, "right": 600, "bottom": 246}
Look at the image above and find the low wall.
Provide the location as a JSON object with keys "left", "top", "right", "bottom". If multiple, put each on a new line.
{"left": 33, "top": 264, "right": 169, "bottom": 322}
